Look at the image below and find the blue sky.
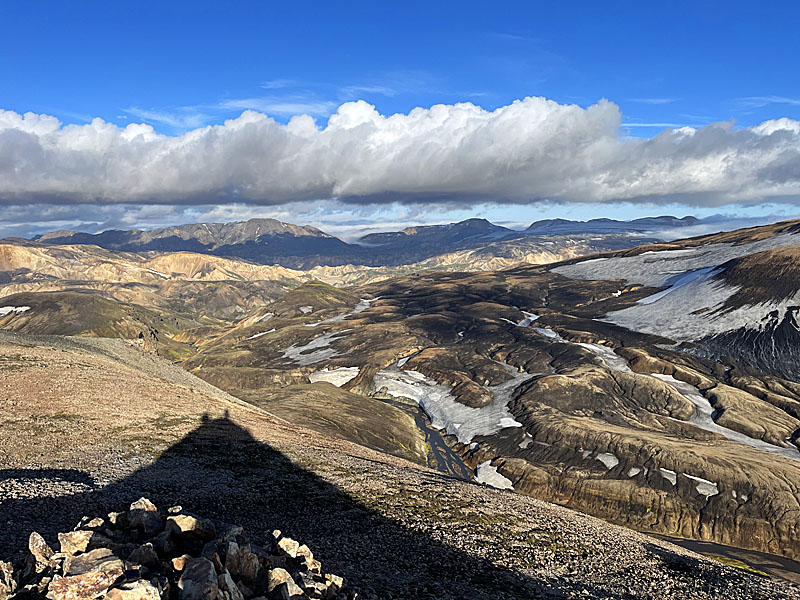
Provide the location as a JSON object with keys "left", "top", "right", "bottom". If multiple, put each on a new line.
{"left": 2, "top": 1, "right": 800, "bottom": 237}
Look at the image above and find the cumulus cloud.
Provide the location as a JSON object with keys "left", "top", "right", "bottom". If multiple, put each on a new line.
{"left": 2, "top": 97, "right": 800, "bottom": 208}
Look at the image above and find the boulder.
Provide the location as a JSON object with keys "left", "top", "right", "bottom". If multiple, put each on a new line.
{"left": 217, "top": 570, "right": 244, "bottom": 600}
{"left": 178, "top": 558, "right": 219, "bottom": 600}
{"left": 28, "top": 532, "right": 54, "bottom": 571}
{"left": 324, "top": 574, "right": 344, "bottom": 597}
{"left": 266, "top": 569, "right": 304, "bottom": 600}
{"left": 2, "top": 503, "right": 343, "bottom": 600}
{"left": 106, "top": 579, "right": 162, "bottom": 600}
{"left": 58, "top": 531, "right": 94, "bottom": 556}
{"left": 166, "top": 515, "right": 216, "bottom": 544}
{"left": 128, "top": 543, "right": 161, "bottom": 571}
{"left": 0, "top": 561, "right": 16, "bottom": 600}
{"left": 172, "top": 555, "right": 191, "bottom": 572}
{"left": 47, "top": 557, "right": 124, "bottom": 600}
{"left": 63, "top": 548, "right": 119, "bottom": 576}
{"left": 275, "top": 539, "right": 299, "bottom": 560}
{"left": 152, "top": 531, "right": 176, "bottom": 557}
{"left": 225, "top": 542, "right": 261, "bottom": 587}
{"left": 75, "top": 517, "right": 105, "bottom": 530}
{"left": 108, "top": 512, "right": 128, "bottom": 528}
{"left": 129, "top": 498, "right": 164, "bottom": 537}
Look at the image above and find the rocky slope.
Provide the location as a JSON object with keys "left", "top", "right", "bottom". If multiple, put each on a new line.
{"left": 1, "top": 331, "right": 796, "bottom": 599}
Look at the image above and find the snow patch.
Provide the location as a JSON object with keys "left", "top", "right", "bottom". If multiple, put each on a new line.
{"left": 637, "top": 266, "right": 719, "bottom": 305}
{"left": 0, "top": 306, "right": 31, "bottom": 316}
{"left": 553, "top": 233, "right": 800, "bottom": 341}
{"left": 651, "top": 373, "right": 800, "bottom": 461}
{"left": 309, "top": 367, "right": 360, "bottom": 387}
{"left": 683, "top": 473, "right": 719, "bottom": 497}
{"left": 577, "top": 343, "right": 631, "bottom": 372}
{"left": 299, "top": 306, "right": 313, "bottom": 314}
{"left": 518, "top": 311, "right": 539, "bottom": 327}
{"left": 595, "top": 452, "right": 619, "bottom": 469}
{"left": 554, "top": 234, "right": 800, "bottom": 288}
{"left": 475, "top": 461, "right": 514, "bottom": 490}
{"left": 373, "top": 363, "right": 528, "bottom": 444}
{"left": 659, "top": 468, "right": 677, "bottom": 486}
{"left": 245, "top": 329, "right": 275, "bottom": 340}
{"left": 626, "top": 467, "right": 643, "bottom": 477}
{"left": 282, "top": 329, "right": 351, "bottom": 366}
{"left": 532, "top": 327, "right": 563, "bottom": 340}
{"left": 305, "top": 297, "right": 378, "bottom": 327}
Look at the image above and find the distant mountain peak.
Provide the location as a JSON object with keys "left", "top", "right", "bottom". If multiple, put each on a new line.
{"left": 526, "top": 215, "right": 698, "bottom": 234}
{"left": 361, "top": 218, "right": 511, "bottom": 246}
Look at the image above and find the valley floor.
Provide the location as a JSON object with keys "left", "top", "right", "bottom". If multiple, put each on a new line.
{"left": 1, "top": 332, "right": 798, "bottom": 599}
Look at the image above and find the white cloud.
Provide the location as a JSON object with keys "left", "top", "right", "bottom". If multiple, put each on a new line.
{"left": 2, "top": 97, "right": 800, "bottom": 209}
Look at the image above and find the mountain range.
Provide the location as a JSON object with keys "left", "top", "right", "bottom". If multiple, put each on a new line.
{"left": 19, "top": 215, "right": 699, "bottom": 268}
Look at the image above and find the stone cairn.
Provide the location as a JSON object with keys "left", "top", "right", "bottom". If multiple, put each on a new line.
{"left": 0, "top": 498, "right": 345, "bottom": 600}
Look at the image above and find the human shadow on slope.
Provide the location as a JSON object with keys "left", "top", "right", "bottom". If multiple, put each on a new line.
{"left": 0, "top": 415, "right": 692, "bottom": 600}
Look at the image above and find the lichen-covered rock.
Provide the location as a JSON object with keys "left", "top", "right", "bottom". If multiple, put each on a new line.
{"left": 57, "top": 531, "right": 94, "bottom": 556}
{"left": 28, "top": 533, "right": 54, "bottom": 572}
{"left": 47, "top": 558, "right": 125, "bottom": 600}
{"left": 172, "top": 555, "right": 191, "bottom": 572}
{"left": 275, "top": 539, "right": 298, "bottom": 560}
{"left": 63, "top": 548, "right": 119, "bottom": 576}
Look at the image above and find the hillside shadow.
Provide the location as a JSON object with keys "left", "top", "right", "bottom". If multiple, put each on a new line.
{"left": 1, "top": 415, "right": 645, "bottom": 599}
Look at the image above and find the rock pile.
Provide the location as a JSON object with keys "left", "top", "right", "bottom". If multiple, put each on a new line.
{"left": 0, "top": 498, "right": 345, "bottom": 600}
